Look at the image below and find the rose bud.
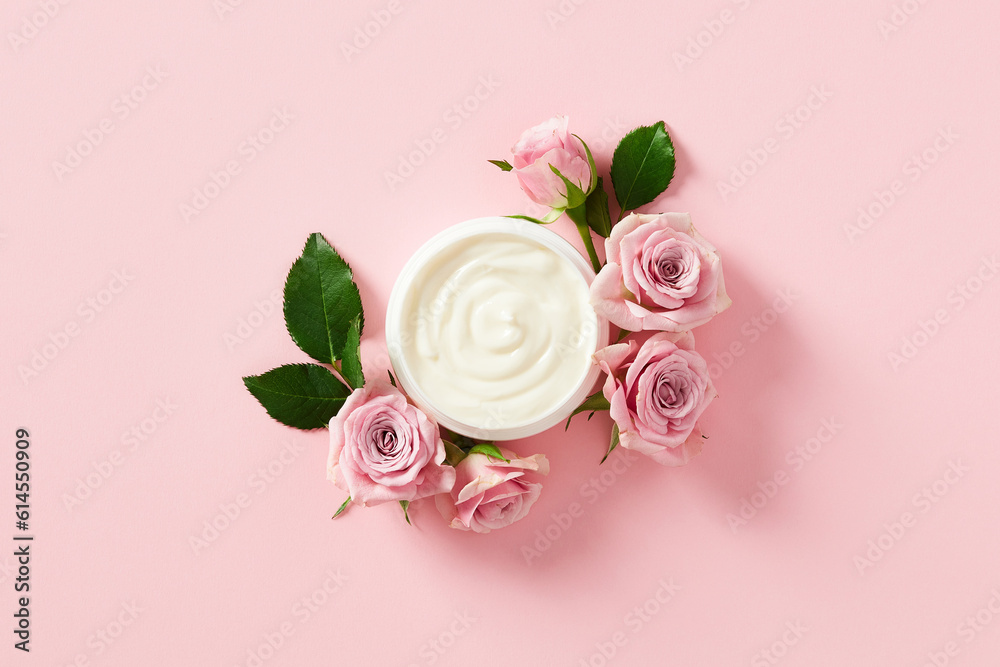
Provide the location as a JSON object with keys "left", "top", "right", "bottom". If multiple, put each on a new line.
{"left": 510, "top": 115, "right": 593, "bottom": 210}
{"left": 437, "top": 448, "right": 549, "bottom": 533}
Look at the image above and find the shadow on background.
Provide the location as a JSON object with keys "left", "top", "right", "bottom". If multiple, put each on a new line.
{"left": 395, "top": 257, "right": 818, "bottom": 580}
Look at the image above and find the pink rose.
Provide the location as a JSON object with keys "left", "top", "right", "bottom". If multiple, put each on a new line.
{"left": 436, "top": 448, "right": 549, "bottom": 533}
{"left": 511, "top": 115, "right": 593, "bottom": 209}
{"left": 327, "top": 382, "right": 455, "bottom": 507}
{"left": 594, "top": 332, "right": 716, "bottom": 466}
{"left": 591, "top": 213, "right": 731, "bottom": 332}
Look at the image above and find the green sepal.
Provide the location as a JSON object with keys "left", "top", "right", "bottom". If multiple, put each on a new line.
{"left": 566, "top": 390, "right": 612, "bottom": 430}
{"left": 549, "top": 163, "right": 588, "bottom": 210}
{"left": 399, "top": 500, "right": 411, "bottom": 525}
{"left": 467, "top": 443, "right": 509, "bottom": 463}
{"left": 573, "top": 133, "right": 599, "bottom": 196}
{"left": 332, "top": 497, "right": 351, "bottom": 519}
{"left": 601, "top": 424, "right": 621, "bottom": 465}
{"left": 443, "top": 440, "right": 467, "bottom": 467}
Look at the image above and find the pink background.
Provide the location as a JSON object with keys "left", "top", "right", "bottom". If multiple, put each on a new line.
{"left": 3, "top": 1, "right": 1000, "bottom": 665}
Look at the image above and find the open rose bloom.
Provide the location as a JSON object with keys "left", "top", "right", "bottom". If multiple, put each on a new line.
{"left": 510, "top": 115, "right": 592, "bottom": 210}
{"left": 591, "top": 212, "right": 731, "bottom": 332}
{"left": 327, "top": 382, "right": 455, "bottom": 507}
{"left": 437, "top": 449, "right": 549, "bottom": 533}
{"left": 594, "top": 332, "right": 716, "bottom": 466}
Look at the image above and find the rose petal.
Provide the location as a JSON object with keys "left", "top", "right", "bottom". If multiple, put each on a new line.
{"left": 591, "top": 263, "right": 646, "bottom": 332}
{"left": 645, "top": 423, "right": 705, "bottom": 466}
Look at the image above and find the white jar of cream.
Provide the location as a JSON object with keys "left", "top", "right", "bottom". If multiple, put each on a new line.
{"left": 385, "top": 217, "right": 609, "bottom": 440}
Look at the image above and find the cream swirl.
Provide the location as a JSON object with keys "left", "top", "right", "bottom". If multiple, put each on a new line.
{"left": 398, "top": 233, "right": 597, "bottom": 430}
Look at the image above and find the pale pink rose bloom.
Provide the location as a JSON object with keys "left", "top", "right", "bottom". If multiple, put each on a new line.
{"left": 594, "top": 332, "right": 716, "bottom": 466}
{"left": 327, "top": 382, "right": 455, "bottom": 507}
{"left": 511, "top": 115, "right": 592, "bottom": 209}
{"left": 437, "top": 448, "right": 549, "bottom": 534}
{"left": 591, "top": 213, "right": 731, "bottom": 332}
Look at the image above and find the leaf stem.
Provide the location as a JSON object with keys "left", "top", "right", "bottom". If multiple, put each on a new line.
{"left": 575, "top": 221, "right": 602, "bottom": 273}
{"left": 332, "top": 496, "right": 351, "bottom": 519}
{"left": 329, "top": 362, "right": 354, "bottom": 391}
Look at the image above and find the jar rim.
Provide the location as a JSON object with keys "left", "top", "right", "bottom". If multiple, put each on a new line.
{"left": 384, "top": 217, "right": 609, "bottom": 441}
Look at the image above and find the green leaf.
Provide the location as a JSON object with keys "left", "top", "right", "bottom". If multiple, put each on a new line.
{"left": 467, "top": 443, "right": 509, "bottom": 463}
{"left": 399, "top": 500, "right": 411, "bottom": 525}
{"left": 585, "top": 177, "right": 612, "bottom": 238}
{"left": 601, "top": 424, "right": 620, "bottom": 464}
{"left": 549, "top": 164, "right": 588, "bottom": 209}
{"left": 387, "top": 370, "right": 397, "bottom": 388}
{"left": 283, "top": 233, "right": 364, "bottom": 365}
{"left": 332, "top": 497, "right": 351, "bottom": 519}
{"left": 488, "top": 159, "right": 513, "bottom": 172}
{"left": 507, "top": 210, "right": 563, "bottom": 225}
{"left": 566, "top": 390, "right": 611, "bottom": 429}
{"left": 616, "top": 328, "right": 631, "bottom": 343}
{"left": 573, "top": 134, "right": 599, "bottom": 196}
{"left": 340, "top": 317, "right": 364, "bottom": 390}
{"left": 442, "top": 440, "right": 467, "bottom": 467}
{"left": 242, "top": 363, "right": 351, "bottom": 430}
{"left": 442, "top": 429, "right": 480, "bottom": 451}
{"left": 610, "top": 121, "right": 675, "bottom": 218}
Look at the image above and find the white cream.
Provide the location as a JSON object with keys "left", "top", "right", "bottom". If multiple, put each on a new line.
{"left": 395, "top": 231, "right": 598, "bottom": 432}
